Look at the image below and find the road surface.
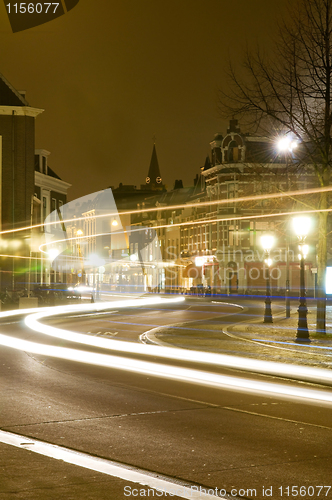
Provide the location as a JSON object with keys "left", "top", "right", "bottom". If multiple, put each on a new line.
{"left": 0, "top": 298, "right": 331, "bottom": 500}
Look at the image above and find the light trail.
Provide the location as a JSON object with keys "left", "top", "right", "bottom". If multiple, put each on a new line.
{"left": 0, "top": 184, "right": 331, "bottom": 237}
{"left": 1, "top": 305, "right": 330, "bottom": 499}
{"left": 253, "top": 338, "right": 332, "bottom": 350}
{"left": 38, "top": 206, "right": 332, "bottom": 255}
{"left": 0, "top": 298, "right": 330, "bottom": 403}
{"left": 0, "top": 253, "right": 43, "bottom": 260}
{"left": 23, "top": 301, "right": 332, "bottom": 387}
{"left": 1, "top": 324, "right": 332, "bottom": 405}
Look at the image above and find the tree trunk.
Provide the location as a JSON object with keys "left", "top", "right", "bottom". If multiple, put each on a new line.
{"left": 316, "top": 191, "right": 328, "bottom": 334}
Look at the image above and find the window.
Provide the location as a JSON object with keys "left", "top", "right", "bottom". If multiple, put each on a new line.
{"left": 229, "top": 226, "right": 234, "bottom": 246}
{"left": 227, "top": 182, "right": 238, "bottom": 199}
{"left": 34, "top": 155, "right": 39, "bottom": 171}
{"left": 227, "top": 141, "right": 239, "bottom": 162}
{"left": 43, "top": 197, "right": 47, "bottom": 220}
{"left": 42, "top": 196, "right": 48, "bottom": 232}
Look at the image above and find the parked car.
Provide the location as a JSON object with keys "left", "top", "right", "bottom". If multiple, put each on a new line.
{"left": 67, "top": 283, "right": 94, "bottom": 300}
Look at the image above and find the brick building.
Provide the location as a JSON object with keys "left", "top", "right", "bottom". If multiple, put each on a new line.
{"left": 0, "top": 72, "right": 43, "bottom": 289}
{"left": 129, "top": 120, "right": 324, "bottom": 296}
{"left": 198, "top": 120, "right": 319, "bottom": 295}
{"left": 0, "top": 72, "right": 70, "bottom": 290}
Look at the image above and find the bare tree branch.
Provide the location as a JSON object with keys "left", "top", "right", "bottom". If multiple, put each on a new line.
{"left": 219, "top": 0, "right": 332, "bottom": 333}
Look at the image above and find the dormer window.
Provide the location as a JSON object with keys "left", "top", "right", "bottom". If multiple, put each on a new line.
{"left": 228, "top": 141, "right": 239, "bottom": 162}
{"left": 34, "top": 149, "right": 50, "bottom": 175}
{"left": 42, "top": 156, "right": 47, "bottom": 174}
{"left": 222, "top": 128, "right": 244, "bottom": 163}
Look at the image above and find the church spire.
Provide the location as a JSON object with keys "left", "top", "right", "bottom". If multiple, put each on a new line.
{"left": 145, "top": 143, "right": 163, "bottom": 189}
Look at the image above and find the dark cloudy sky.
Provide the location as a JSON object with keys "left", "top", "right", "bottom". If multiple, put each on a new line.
{"left": 0, "top": 0, "right": 291, "bottom": 201}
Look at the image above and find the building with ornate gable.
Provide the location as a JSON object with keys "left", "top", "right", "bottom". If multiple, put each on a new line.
{"left": 197, "top": 119, "right": 319, "bottom": 295}
{"left": 128, "top": 120, "right": 323, "bottom": 296}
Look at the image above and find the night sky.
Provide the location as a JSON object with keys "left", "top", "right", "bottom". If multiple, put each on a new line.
{"left": 0, "top": 0, "right": 291, "bottom": 201}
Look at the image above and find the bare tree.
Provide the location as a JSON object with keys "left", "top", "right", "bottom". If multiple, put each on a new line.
{"left": 219, "top": 0, "right": 332, "bottom": 334}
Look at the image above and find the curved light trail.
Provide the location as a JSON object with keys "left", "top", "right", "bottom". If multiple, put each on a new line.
{"left": 24, "top": 300, "right": 332, "bottom": 387}
{"left": 0, "top": 297, "right": 331, "bottom": 404}
{"left": 38, "top": 207, "right": 332, "bottom": 255}
{"left": 1, "top": 326, "right": 332, "bottom": 405}
{"left": 0, "top": 184, "right": 331, "bottom": 237}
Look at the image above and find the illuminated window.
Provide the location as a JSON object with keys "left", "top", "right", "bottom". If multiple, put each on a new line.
{"left": 227, "top": 141, "right": 239, "bottom": 162}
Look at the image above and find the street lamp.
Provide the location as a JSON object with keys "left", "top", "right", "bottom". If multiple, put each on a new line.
{"left": 261, "top": 235, "right": 275, "bottom": 324}
{"left": 277, "top": 136, "right": 298, "bottom": 155}
{"left": 292, "top": 216, "right": 311, "bottom": 342}
{"left": 277, "top": 137, "right": 298, "bottom": 318}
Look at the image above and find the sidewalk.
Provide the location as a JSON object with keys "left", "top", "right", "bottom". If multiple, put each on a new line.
{"left": 146, "top": 302, "right": 332, "bottom": 370}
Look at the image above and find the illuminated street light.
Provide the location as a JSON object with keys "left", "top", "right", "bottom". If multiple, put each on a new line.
{"left": 277, "top": 135, "right": 298, "bottom": 153}
{"left": 292, "top": 216, "right": 311, "bottom": 342}
{"left": 261, "top": 235, "right": 275, "bottom": 324}
{"left": 277, "top": 137, "right": 298, "bottom": 318}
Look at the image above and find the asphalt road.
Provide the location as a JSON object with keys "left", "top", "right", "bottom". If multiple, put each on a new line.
{"left": 0, "top": 298, "right": 331, "bottom": 500}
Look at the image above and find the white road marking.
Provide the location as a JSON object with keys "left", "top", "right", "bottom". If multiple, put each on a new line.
{"left": 0, "top": 430, "right": 225, "bottom": 499}
{"left": 223, "top": 406, "right": 332, "bottom": 430}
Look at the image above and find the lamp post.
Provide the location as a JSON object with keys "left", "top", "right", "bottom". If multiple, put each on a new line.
{"left": 292, "top": 216, "right": 311, "bottom": 342}
{"left": 277, "top": 137, "right": 298, "bottom": 318}
{"left": 261, "top": 235, "right": 275, "bottom": 324}
{"left": 285, "top": 236, "right": 291, "bottom": 318}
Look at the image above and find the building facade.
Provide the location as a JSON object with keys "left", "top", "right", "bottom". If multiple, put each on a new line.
{"left": 33, "top": 149, "right": 71, "bottom": 286}
{"left": 130, "top": 120, "right": 324, "bottom": 296}
{"left": 0, "top": 72, "right": 71, "bottom": 291}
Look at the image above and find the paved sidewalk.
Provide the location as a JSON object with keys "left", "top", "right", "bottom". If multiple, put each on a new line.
{"left": 146, "top": 303, "right": 332, "bottom": 370}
